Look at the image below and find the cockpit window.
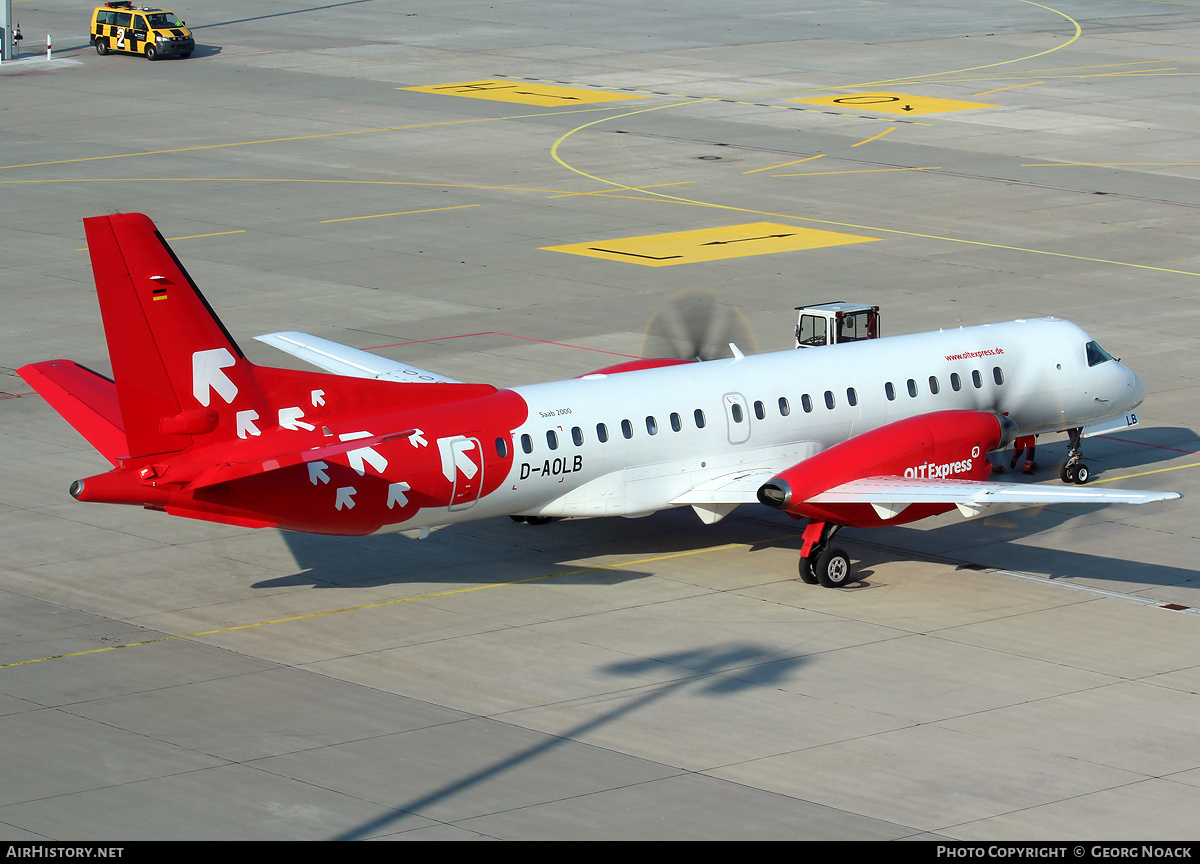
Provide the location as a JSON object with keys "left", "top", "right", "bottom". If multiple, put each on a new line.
{"left": 1085, "top": 340, "right": 1114, "bottom": 367}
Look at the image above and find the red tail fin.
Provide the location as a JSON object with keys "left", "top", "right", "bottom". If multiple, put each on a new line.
{"left": 84, "top": 213, "right": 265, "bottom": 459}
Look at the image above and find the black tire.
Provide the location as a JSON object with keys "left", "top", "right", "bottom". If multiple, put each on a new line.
{"left": 95, "top": 37, "right": 109, "bottom": 56}
{"left": 1063, "top": 463, "right": 1077, "bottom": 484}
{"left": 797, "top": 554, "right": 819, "bottom": 585}
{"left": 180, "top": 51, "right": 192, "bottom": 59}
{"left": 815, "top": 547, "right": 854, "bottom": 588}
{"left": 1074, "top": 463, "right": 1090, "bottom": 484}
{"left": 524, "top": 515, "right": 553, "bottom": 525}
{"left": 145, "top": 44, "right": 158, "bottom": 61}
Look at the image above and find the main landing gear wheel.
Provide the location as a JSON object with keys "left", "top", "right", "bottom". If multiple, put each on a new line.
{"left": 1061, "top": 462, "right": 1091, "bottom": 484}
{"left": 797, "top": 554, "right": 819, "bottom": 585}
{"left": 815, "top": 547, "right": 853, "bottom": 588}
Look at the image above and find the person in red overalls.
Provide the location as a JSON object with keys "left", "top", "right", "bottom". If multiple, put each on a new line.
{"left": 1009, "top": 434, "right": 1038, "bottom": 474}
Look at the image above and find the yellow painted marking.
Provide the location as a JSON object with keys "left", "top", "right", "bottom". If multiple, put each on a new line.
{"left": 790, "top": 92, "right": 998, "bottom": 115}
{"left": 0, "top": 541, "right": 774, "bottom": 669}
{"left": 77, "top": 229, "right": 244, "bottom": 252}
{"left": 743, "top": 155, "right": 823, "bottom": 175}
{"left": 0, "top": 104, "right": 636, "bottom": 174}
{"left": 543, "top": 222, "right": 877, "bottom": 267}
{"left": 320, "top": 204, "right": 480, "bottom": 223}
{"left": 1093, "top": 462, "right": 1200, "bottom": 484}
{"left": 772, "top": 166, "right": 941, "bottom": 177}
{"left": 546, "top": 181, "right": 695, "bottom": 199}
{"left": 851, "top": 127, "right": 897, "bottom": 146}
{"left": 973, "top": 82, "right": 1043, "bottom": 95}
{"left": 402, "top": 80, "right": 645, "bottom": 107}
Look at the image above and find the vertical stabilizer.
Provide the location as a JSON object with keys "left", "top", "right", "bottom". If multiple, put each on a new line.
{"left": 84, "top": 213, "right": 263, "bottom": 458}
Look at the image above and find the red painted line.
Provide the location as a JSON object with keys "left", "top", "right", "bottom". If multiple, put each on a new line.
{"left": 0, "top": 392, "right": 34, "bottom": 400}
{"left": 368, "top": 331, "right": 639, "bottom": 359}
{"left": 1106, "top": 436, "right": 1199, "bottom": 455}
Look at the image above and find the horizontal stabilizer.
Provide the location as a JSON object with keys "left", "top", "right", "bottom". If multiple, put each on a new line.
{"left": 181, "top": 428, "right": 421, "bottom": 491}
{"left": 256, "top": 332, "right": 461, "bottom": 384}
{"left": 17, "top": 360, "right": 128, "bottom": 466}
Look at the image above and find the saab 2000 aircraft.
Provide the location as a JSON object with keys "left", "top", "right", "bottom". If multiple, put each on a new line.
{"left": 18, "top": 214, "right": 1179, "bottom": 587}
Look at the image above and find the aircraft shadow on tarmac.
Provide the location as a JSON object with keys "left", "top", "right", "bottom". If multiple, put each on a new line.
{"left": 262, "top": 426, "right": 1194, "bottom": 593}
{"left": 264, "top": 504, "right": 790, "bottom": 590}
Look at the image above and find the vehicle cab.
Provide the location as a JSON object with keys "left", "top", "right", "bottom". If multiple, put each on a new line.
{"left": 90, "top": 2, "right": 193, "bottom": 60}
{"left": 794, "top": 301, "right": 880, "bottom": 348}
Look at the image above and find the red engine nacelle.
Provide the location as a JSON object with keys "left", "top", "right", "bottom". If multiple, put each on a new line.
{"left": 757, "top": 410, "right": 1015, "bottom": 527}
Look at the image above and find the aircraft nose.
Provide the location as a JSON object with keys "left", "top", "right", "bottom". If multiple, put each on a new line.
{"left": 1128, "top": 368, "right": 1147, "bottom": 408}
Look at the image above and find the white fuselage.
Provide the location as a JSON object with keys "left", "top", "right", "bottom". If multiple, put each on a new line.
{"left": 406, "top": 318, "right": 1144, "bottom": 527}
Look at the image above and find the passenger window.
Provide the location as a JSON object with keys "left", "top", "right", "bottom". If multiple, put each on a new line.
{"left": 495, "top": 438, "right": 508, "bottom": 458}
{"left": 670, "top": 412, "right": 682, "bottom": 432}
{"left": 571, "top": 426, "right": 584, "bottom": 446}
{"left": 98, "top": 10, "right": 116, "bottom": 25}
{"left": 754, "top": 400, "right": 765, "bottom": 420}
{"left": 972, "top": 370, "right": 983, "bottom": 389}
{"left": 521, "top": 434, "right": 533, "bottom": 455}
{"left": 846, "top": 387, "right": 857, "bottom": 407}
{"left": 646, "top": 416, "right": 658, "bottom": 435}
{"left": 546, "top": 430, "right": 559, "bottom": 450}
{"left": 929, "top": 376, "right": 940, "bottom": 395}
{"left": 133, "top": 15, "right": 147, "bottom": 29}
{"left": 907, "top": 379, "right": 918, "bottom": 398}
{"left": 731, "top": 403, "right": 744, "bottom": 423}
{"left": 596, "top": 423, "right": 609, "bottom": 443}
{"left": 993, "top": 366, "right": 1004, "bottom": 385}
{"left": 801, "top": 394, "right": 813, "bottom": 413}
{"left": 621, "top": 419, "right": 633, "bottom": 439}
{"left": 778, "top": 397, "right": 790, "bottom": 417}
{"left": 824, "top": 390, "right": 835, "bottom": 410}
{"left": 114, "top": 11, "right": 132, "bottom": 26}
{"left": 694, "top": 409, "right": 706, "bottom": 429}
{"left": 885, "top": 382, "right": 895, "bottom": 401}
{"left": 950, "top": 372, "right": 961, "bottom": 391}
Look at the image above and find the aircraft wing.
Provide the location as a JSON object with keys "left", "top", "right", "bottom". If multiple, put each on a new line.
{"left": 255, "top": 332, "right": 462, "bottom": 384}
{"left": 673, "top": 471, "right": 1178, "bottom": 519}
{"left": 809, "top": 476, "right": 1180, "bottom": 519}
{"left": 671, "top": 469, "right": 775, "bottom": 505}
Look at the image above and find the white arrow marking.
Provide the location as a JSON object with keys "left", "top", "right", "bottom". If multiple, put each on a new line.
{"left": 311, "top": 389, "right": 325, "bottom": 407}
{"left": 437, "top": 436, "right": 479, "bottom": 482}
{"left": 278, "top": 406, "right": 315, "bottom": 431}
{"left": 340, "top": 431, "right": 388, "bottom": 476}
{"left": 308, "top": 461, "right": 329, "bottom": 485}
{"left": 335, "top": 486, "right": 356, "bottom": 510}
{"left": 409, "top": 428, "right": 427, "bottom": 448}
{"left": 236, "top": 409, "right": 261, "bottom": 439}
{"left": 387, "top": 482, "right": 411, "bottom": 509}
{"left": 192, "top": 348, "right": 239, "bottom": 406}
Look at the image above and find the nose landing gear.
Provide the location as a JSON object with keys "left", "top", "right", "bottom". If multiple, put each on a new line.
{"left": 1061, "top": 427, "right": 1091, "bottom": 484}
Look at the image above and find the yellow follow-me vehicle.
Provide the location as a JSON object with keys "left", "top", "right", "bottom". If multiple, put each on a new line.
{"left": 89, "top": 1, "right": 193, "bottom": 60}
